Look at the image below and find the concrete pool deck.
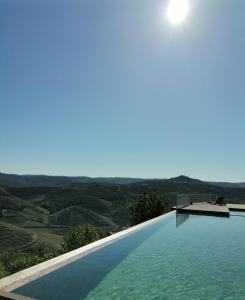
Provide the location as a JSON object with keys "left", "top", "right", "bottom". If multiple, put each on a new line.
{"left": 0, "top": 211, "right": 175, "bottom": 299}
{"left": 227, "top": 203, "right": 245, "bottom": 211}
{"left": 174, "top": 202, "right": 245, "bottom": 217}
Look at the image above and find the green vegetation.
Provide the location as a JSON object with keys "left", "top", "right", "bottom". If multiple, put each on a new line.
{"left": 8, "top": 253, "right": 55, "bottom": 274}
{"left": 0, "top": 242, "right": 58, "bottom": 278}
{"left": 129, "top": 192, "right": 170, "bottom": 226}
{"left": 0, "top": 222, "right": 35, "bottom": 252}
{"left": 0, "top": 262, "right": 7, "bottom": 279}
{"left": 61, "top": 224, "right": 107, "bottom": 253}
{"left": 0, "top": 226, "right": 105, "bottom": 278}
{"left": 0, "top": 172, "right": 146, "bottom": 187}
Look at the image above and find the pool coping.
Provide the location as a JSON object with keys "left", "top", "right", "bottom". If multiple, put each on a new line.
{"left": 0, "top": 290, "right": 35, "bottom": 300}
{"left": 0, "top": 211, "right": 175, "bottom": 294}
{"left": 173, "top": 202, "right": 245, "bottom": 217}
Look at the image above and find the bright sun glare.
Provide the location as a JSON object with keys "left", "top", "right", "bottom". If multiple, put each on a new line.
{"left": 167, "top": 0, "right": 189, "bottom": 24}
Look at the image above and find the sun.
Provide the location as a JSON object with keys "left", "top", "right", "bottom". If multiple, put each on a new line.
{"left": 167, "top": 0, "right": 189, "bottom": 24}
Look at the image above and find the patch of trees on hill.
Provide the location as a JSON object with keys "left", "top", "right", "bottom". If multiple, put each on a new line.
{"left": 129, "top": 192, "right": 170, "bottom": 225}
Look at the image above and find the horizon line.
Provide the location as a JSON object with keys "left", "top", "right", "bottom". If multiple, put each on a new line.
{"left": 0, "top": 171, "right": 244, "bottom": 184}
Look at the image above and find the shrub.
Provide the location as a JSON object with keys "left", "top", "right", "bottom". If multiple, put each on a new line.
{"left": 129, "top": 192, "right": 170, "bottom": 226}
{"left": 0, "top": 243, "right": 58, "bottom": 276}
{"left": 0, "top": 251, "right": 18, "bottom": 275}
{"left": 0, "top": 263, "right": 7, "bottom": 279}
{"left": 26, "top": 242, "right": 58, "bottom": 257}
{"left": 9, "top": 252, "right": 55, "bottom": 274}
{"left": 61, "top": 224, "right": 106, "bottom": 253}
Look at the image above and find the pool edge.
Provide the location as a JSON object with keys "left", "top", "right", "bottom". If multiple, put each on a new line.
{"left": 0, "top": 211, "right": 175, "bottom": 293}
{"left": 0, "top": 289, "right": 36, "bottom": 300}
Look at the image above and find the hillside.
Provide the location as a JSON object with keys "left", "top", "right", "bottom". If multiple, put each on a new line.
{"left": 1, "top": 175, "right": 245, "bottom": 254}
{"left": 208, "top": 181, "right": 245, "bottom": 188}
{"left": 130, "top": 176, "right": 245, "bottom": 203}
{"left": 0, "top": 172, "right": 147, "bottom": 187}
{"left": 0, "top": 222, "right": 35, "bottom": 252}
{"left": 0, "top": 183, "right": 137, "bottom": 253}
{"left": 1, "top": 172, "right": 244, "bottom": 189}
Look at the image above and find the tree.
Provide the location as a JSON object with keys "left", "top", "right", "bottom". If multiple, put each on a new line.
{"left": 61, "top": 224, "right": 105, "bottom": 253}
{"left": 129, "top": 192, "right": 169, "bottom": 226}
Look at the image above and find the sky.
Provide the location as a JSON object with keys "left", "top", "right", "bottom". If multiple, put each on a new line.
{"left": 0, "top": 0, "right": 244, "bottom": 181}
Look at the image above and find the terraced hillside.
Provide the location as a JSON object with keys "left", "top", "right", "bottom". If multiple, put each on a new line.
{"left": 0, "top": 184, "right": 137, "bottom": 253}
{"left": 0, "top": 222, "right": 35, "bottom": 252}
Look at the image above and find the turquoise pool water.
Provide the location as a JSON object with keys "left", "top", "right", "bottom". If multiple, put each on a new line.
{"left": 15, "top": 212, "right": 245, "bottom": 299}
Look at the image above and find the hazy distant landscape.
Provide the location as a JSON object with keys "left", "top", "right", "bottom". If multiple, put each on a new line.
{"left": 1, "top": 172, "right": 245, "bottom": 255}
{"left": 1, "top": 172, "right": 245, "bottom": 188}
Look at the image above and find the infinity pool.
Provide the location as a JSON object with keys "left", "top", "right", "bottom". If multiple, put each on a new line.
{"left": 14, "top": 212, "right": 245, "bottom": 299}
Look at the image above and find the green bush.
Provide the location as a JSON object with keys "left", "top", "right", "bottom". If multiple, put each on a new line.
{"left": 9, "top": 253, "right": 55, "bottom": 274}
{"left": 61, "top": 224, "right": 106, "bottom": 253}
{"left": 0, "top": 262, "right": 7, "bottom": 279}
{"left": 26, "top": 242, "right": 58, "bottom": 257}
{"left": 129, "top": 192, "right": 170, "bottom": 226}
{"left": 0, "top": 243, "right": 58, "bottom": 276}
{"left": 0, "top": 251, "right": 18, "bottom": 275}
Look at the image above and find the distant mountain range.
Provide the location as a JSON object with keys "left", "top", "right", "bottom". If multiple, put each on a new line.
{"left": 208, "top": 181, "right": 245, "bottom": 188}
{"left": 0, "top": 172, "right": 244, "bottom": 188}
{"left": 0, "top": 172, "right": 147, "bottom": 187}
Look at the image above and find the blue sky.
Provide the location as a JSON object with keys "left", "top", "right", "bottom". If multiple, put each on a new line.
{"left": 0, "top": 0, "right": 244, "bottom": 181}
